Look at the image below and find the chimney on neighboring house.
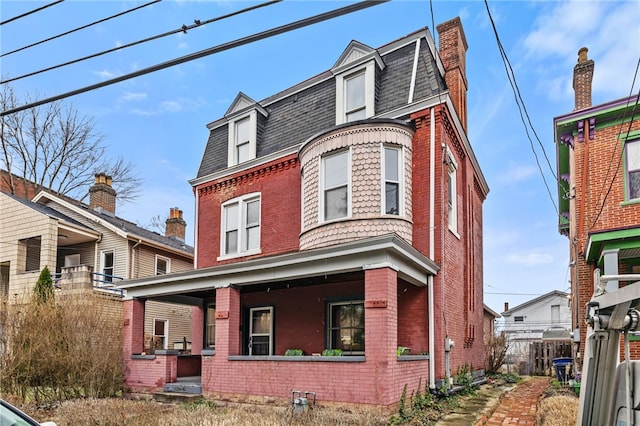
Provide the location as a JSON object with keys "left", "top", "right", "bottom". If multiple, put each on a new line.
{"left": 437, "top": 17, "right": 469, "bottom": 133}
{"left": 573, "top": 47, "right": 594, "bottom": 111}
{"left": 504, "top": 302, "right": 509, "bottom": 312}
{"left": 165, "top": 207, "right": 186, "bottom": 241}
{"left": 89, "top": 173, "right": 116, "bottom": 214}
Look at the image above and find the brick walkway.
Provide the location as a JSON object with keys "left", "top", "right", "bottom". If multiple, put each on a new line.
{"left": 480, "top": 376, "right": 550, "bottom": 425}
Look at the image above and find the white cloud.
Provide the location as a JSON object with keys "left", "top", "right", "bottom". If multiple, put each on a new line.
{"left": 495, "top": 163, "right": 537, "bottom": 185}
{"left": 506, "top": 252, "right": 553, "bottom": 267}
{"left": 160, "top": 100, "right": 182, "bottom": 112}
{"left": 523, "top": 1, "right": 640, "bottom": 102}
{"left": 93, "top": 69, "right": 117, "bottom": 80}
{"left": 120, "top": 92, "right": 147, "bottom": 102}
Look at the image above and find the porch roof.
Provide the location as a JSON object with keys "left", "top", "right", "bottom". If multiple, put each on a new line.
{"left": 118, "top": 234, "right": 439, "bottom": 302}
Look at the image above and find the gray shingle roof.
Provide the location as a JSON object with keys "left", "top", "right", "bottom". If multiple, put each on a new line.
{"left": 196, "top": 28, "right": 445, "bottom": 179}
{"left": 3, "top": 191, "right": 92, "bottom": 231}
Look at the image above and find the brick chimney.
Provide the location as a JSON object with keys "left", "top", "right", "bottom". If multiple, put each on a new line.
{"left": 89, "top": 173, "right": 116, "bottom": 214}
{"left": 165, "top": 207, "right": 186, "bottom": 241}
{"left": 437, "top": 17, "right": 469, "bottom": 133}
{"left": 504, "top": 302, "right": 509, "bottom": 312}
{"left": 573, "top": 47, "right": 594, "bottom": 111}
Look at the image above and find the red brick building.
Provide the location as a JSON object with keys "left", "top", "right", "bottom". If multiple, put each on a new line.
{"left": 555, "top": 47, "right": 640, "bottom": 365}
{"left": 120, "top": 18, "right": 489, "bottom": 406}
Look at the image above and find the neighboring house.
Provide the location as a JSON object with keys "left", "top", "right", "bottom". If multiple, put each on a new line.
{"left": 0, "top": 173, "right": 195, "bottom": 351}
{"left": 483, "top": 304, "right": 501, "bottom": 342}
{"left": 119, "top": 17, "right": 489, "bottom": 407}
{"left": 501, "top": 291, "right": 571, "bottom": 367}
{"left": 554, "top": 47, "right": 640, "bottom": 364}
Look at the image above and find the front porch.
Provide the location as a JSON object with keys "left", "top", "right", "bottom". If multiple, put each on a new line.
{"left": 120, "top": 235, "right": 438, "bottom": 406}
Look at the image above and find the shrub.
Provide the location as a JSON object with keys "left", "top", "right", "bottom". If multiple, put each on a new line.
{"left": 484, "top": 332, "right": 509, "bottom": 374}
{"left": 284, "top": 349, "right": 303, "bottom": 356}
{"left": 321, "top": 349, "right": 343, "bottom": 356}
{"left": 0, "top": 291, "right": 123, "bottom": 403}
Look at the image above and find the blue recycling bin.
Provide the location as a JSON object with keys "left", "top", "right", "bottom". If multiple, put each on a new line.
{"left": 553, "top": 357, "right": 572, "bottom": 382}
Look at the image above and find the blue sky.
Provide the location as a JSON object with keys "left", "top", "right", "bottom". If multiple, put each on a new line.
{"left": 2, "top": 1, "right": 639, "bottom": 315}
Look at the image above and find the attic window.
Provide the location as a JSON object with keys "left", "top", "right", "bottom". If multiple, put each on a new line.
{"left": 335, "top": 64, "right": 376, "bottom": 125}
{"left": 514, "top": 316, "right": 524, "bottom": 322}
{"left": 228, "top": 112, "right": 257, "bottom": 166}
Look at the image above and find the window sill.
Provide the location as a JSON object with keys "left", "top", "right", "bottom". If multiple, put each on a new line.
{"left": 201, "top": 349, "right": 216, "bottom": 356}
{"left": 448, "top": 227, "right": 460, "bottom": 239}
{"left": 397, "top": 354, "right": 430, "bottom": 361}
{"left": 228, "top": 355, "right": 365, "bottom": 362}
{"left": 131, "top": 354, "right": 156, "bottom": 360}
{"left": 217, "top": 248, "right": 262, "bottom": 261}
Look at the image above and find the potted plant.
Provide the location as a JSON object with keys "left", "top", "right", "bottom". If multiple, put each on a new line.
{"left": 397, "top": 346, "right": 411, "bottom": 356}
{"left": 321, "top": 348, "right": 343, "bottom": 356}
{"left": 284, "top": 348, "right": 304, "bottom": 356}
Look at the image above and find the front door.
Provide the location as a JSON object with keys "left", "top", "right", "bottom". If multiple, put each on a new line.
{"left": 248, "top": 307, "right": 273, "bottom": 355}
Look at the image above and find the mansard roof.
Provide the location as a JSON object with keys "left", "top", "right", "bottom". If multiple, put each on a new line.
{"left": 195, "top": 28, "right": 446, "bottom": 181}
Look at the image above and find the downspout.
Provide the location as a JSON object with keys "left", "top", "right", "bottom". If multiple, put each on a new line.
{"left": 428, "top": 106, "right": 436, "bottom": 389}
{"left": 131, "top": 240, "right": 142, "bottom": 279}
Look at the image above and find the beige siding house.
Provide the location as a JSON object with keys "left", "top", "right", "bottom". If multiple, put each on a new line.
{"left": 0, "top": 174, "right": 195, "bottom": 351}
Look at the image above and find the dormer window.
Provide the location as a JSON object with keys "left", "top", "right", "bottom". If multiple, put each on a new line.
{"left": 345, "top": 72, "right": 366, "bottom": 122}
{"left": 228, "top": 112, "right": 257, "bottom": 166}
{"left": 332, "top": 41, "right": 384, "bottom": 125}
{"left": 224, "top": 93, "right": 267, "bottom": 167}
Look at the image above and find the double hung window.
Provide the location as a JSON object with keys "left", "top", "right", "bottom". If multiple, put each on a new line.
{"left": 101, "top": 250, "right": 114, "bottom": 283}
{"left": 626, "top": 139, "right": 640, "bottom": 200}
{"left": 345, "top": 72, "right": 366, "bottom": 122}
{"left": 383, "top": 146, "right": 401, "bottom": 215}
{"left": 322, "top": 150, "right": 350, "bottom": 221}
{"left": 221, "top": 194, "right": 261, "bottom": 257}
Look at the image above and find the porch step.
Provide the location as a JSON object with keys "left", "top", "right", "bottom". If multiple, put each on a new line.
{"left": 153, "top": 391, "right": 202, "bottom": 404}
{"left": 163, "top": 382, "right": 202, "bottom": 394}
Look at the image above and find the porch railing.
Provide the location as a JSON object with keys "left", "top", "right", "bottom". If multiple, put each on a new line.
{"left": 51, "top": 270, "right": 124, "bottom": 296}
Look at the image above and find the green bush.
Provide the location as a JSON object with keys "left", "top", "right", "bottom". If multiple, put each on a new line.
{"left": 321, "top": 349, "right": 343, "bottom": 356}
{"left": 284, "top": 348, "right": 303, "bottom": 356}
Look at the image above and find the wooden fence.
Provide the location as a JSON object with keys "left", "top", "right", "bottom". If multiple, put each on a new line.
{"left": 529, "top": 341, "right": 572, "bottom": 376}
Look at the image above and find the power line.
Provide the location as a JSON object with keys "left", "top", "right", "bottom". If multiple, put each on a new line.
{"left": 1, "top": 0, "right": 388, "bottom": 117}
{"left": 1, "top": 0, "right": 161, "bottom": 58}
{"left": 1, "top": 0, "right": 282, "bottom": 85}
{"left": 0, "top": 0, "right": 64, "bottom": 26}
{"left": 483, "top": 0, "right": 559, "bottom": 215}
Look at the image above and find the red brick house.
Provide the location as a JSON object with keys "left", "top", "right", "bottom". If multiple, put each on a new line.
{"left": 555, "top": 47, "right": 640, "bottom": 366}
{"left": 120, "top": 17, "right": 489, "bottom": 406}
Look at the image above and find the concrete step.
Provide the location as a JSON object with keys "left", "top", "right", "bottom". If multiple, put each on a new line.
{"left": 153, "top": 391, "right": 202, "bottom": 404}
{"left": 163, "top": 382, "right": 202, "bottom": 394}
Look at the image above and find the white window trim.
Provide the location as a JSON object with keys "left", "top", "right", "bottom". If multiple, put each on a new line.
{"left": 381, "top": 144, "right": 404, "bottom": 216}
{"left": 335, "top": 61, "right": 376, "bottom": 125}
{"left": 155, "top": 255, "right": 170, "bottom": 275}
{"left": 153, "top": 318, "right": 169, "bottom": 350}
{"left": 227, "top": 110, "right": 258, "bottom": 167}
{"left": 625, "top": 138, "right": 640, "bottom": 201}
{"left": 445, "top": 147, "right": 459, "bottom": 236}
{"left": 100, "top": 249, "right": 115, "bottom": 283}
{"left": 248, "top": 306, "right": 274, "bottom": 356}
{"left": 218, "top": 192, "right": 262, "bottom": 260}
{"left": 320, "top": 149, "right": 352, "bottom": 223}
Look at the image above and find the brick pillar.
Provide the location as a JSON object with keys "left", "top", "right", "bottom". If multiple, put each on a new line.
{"left": 191, "top": 305, "right": 204, "bottom": 355}
{"left": 123, "top": 299, "right": 145, "bottom": 355}
{"left": 437, "top": 17, "right": 468, "bottom": 133}
{"left": 165, "top": 207, "right": 187, "bottom": 241}
{"left": 364, "top": 266, "right": 398, "bottom": 404}
{"left": 215, "top": 286, "right": 241, "bottom": 356}
{"left": 89, "top": 173, "right": 117, "bottom": 214}
{"left": 573, "top": 47, "right": 594, "bottom": 111}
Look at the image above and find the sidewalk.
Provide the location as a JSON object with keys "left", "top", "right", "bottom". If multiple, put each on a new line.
{"left": 435, "top": 376, "right": 551, "bottom": 426}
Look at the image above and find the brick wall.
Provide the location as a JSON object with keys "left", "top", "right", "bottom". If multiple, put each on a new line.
{"left": 195, "top": 154, "right": 301, "bottom": 268}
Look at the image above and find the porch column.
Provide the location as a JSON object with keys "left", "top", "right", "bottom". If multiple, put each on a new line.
{"left": 364, "top": 265, "right": 398, "bottom": 400}
{"left": 191, "top": 305, "right": 204, "bottom": 355}
{"left": 602, "top": 249, "right": 619, "bottom": 292}
{"left": 123, "top": 298, "right": 145, "bottom": 355}
{"left": 215, "top": 286, "right": 241, "bottom": 356}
